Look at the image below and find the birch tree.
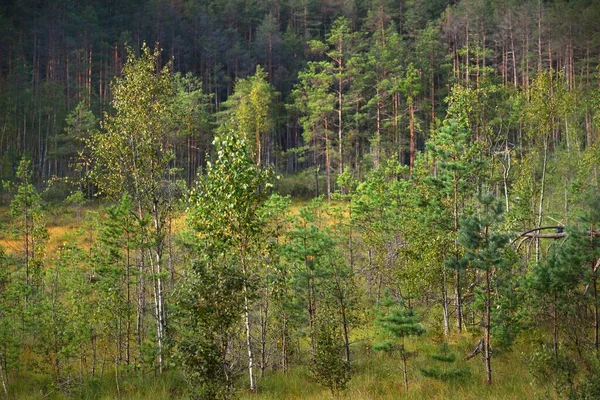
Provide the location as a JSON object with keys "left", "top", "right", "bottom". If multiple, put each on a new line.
{"left": 87, "top": 44, "right": 179, "bottom": 373}
{"left": 185, "top": 130, "right": 271, "bottom": 393}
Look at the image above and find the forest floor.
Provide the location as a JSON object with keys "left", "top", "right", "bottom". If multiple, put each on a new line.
{"left": 7, "top": 334, "right": 539, "bottom": 399}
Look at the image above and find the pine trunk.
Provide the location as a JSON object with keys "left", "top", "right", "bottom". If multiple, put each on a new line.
{"left": 454, "top": 171, "right": 462, "bottom": 333}
{"left": 325, "top": 119, "right": 331, "bottom": 201}
{"left": 485, "top": 267, "right": 492, "bottom": 385}
{"left": 409, "top": 101, "right": 415, "bottom": 173}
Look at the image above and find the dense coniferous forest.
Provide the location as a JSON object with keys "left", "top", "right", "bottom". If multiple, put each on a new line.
{"left": 1, "top": 0, "right": 600, "bottom": 398}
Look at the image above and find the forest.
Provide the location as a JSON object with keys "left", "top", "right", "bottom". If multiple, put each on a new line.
{"left": 1, "top": 0, "right": 600, "bottom": 398}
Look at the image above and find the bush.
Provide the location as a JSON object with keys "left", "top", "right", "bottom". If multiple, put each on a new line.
{"left": 274, "top": 169, "right": 333, "bottom": 199}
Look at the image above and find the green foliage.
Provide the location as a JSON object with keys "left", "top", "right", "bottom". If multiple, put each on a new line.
{"left": 373, "top": 296, "right": 425, "bottom": 344}
{"left": 420, "top": 343, "right": 471, "bottom": 381}
{"left": 458, "top": 195, "right": 509, "bottom": 273}
{"left": 88, "top": 44, "right": 176, "bottom": 203}
{"left": 4, "top": 158, "right": 48, "bottom": 287}
{"left": 7, "top": 158, "right": 45, "bottom": 224}
{"left": 4, "top": 2, "right": 600, "bottom": 398}
{"left": 373, "top": 295, "right": 424, "bottom": 390}
{"left": 54, "top": 102, "right": 98, "bottom": 169}
{"left": 522, "top": 72, "right": 574, "bottom": 148}
{"left": 282, "top": 197, "right": 333, "bottom": 337}
{"left": 351, "top": 159, "right": 410, "bottom": 298}
{"left": 171, "top": 72, "right": 213, "bottom": 138}
{"left": 274, "top": 169, "right": 327, "bottom": 198}
{"left": 528, "top": 342, "right": 577, "bottom": 399}
{"left": 188, "top": 132, "right": 271, "bottom": 249}
{"left": 292, "top": 61, "right": 335, "bottom": 143}
{"left": 220, "top": 66, "right": 278, "bottom": 165}
{"left": 178, "top": 129, "right": 271, "bottom": 396}
{"left": 419, "top": 366, "right": 470, "bottom": 381}
{"left": 173, "top": 259, "right": 244, "bottom": 399}
{"left": 38, "top": 243, "right": 87, "bottom": 384}
{"left": 310, "top": 312, "right": 351, "bottom": 395}
{"left": 92, "top": 194, "right": 139, "bottom": 367}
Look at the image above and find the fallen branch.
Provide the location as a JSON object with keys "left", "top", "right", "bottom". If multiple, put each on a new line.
{"left": 466, "top": 338, "right": 483, "bottom": 361}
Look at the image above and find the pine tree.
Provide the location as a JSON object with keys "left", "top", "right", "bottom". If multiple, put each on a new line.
{"left": 426, "top": 85, "right": 482, "bottom": 334}
{"left": 0, "top": 248, "right": 18, "bottom": 395}
{"left": 4, "top": 158, "right": 48, "bottom": 291}
{"left": 420, "top": 343, "right": 470, "bottom": 381}
{"left": 283, "top": 197, "right": 333, "bottom": 358}
{"left": 292, "top": 62, "right": 336, "bottom": 200}
{"left": 458, "top": 193, "right": 509, "bottom": 385}
{"left": 373, "top": 295, "right": 425, "bottom": 391}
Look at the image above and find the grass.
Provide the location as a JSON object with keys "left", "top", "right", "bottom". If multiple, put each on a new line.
{"left": 238, "top": 335, "right": 537, "bottom": 400}
{"left": 5, "top": 370, "right": 188, "bottom": 400}
{"left": 2, "top": 332, "right": 541, "bottom": 399}
{"left": 0, "top": 203, "right": 188, "bottom": 257}
{"left": 0, "top": 205, "right": 87, "bottom": 255}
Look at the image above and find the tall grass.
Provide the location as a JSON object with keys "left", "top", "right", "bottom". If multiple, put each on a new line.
{"left": 5, "top": 370, "right": 188, "bottom": 400}
{"left": 239, "top": 335, "right": 537, "bottom": 400}
{"left": 4, "top": 335, "right": 538, "bottom": 399}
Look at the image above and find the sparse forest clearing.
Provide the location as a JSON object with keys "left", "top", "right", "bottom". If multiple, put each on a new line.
{"left": 0, "top": 205, "right": 539, "bottom": 400}
{"left": 2, "top": 0, "right": 600, "bottom": 398}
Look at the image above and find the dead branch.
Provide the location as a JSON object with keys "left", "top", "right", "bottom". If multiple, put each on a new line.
{"left": 466, "top": 338, "right": 483, "bottom": 361}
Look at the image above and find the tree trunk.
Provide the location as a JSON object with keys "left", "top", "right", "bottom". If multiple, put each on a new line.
{"left": 553, "top": 291, "right": 559, "bottom": 357}
{"left": 305, "top": 243, "right": 317, "bottom": 358}
{"left": 256, "top": 125, "right": 261, "bottom": 166}
{"left": 442, "top": 263, "right": 450, "bottom": 337}
{"left": 485, "top": 267, "right": 492, "bottom": 385}
{"left": 151, "top": 204, "right": 166, "bottom": 374}
{"left": 281, "top": 309, "right": 288, "bottom": 373}
{"left": 375, "top": 90, "right": 382, "bottom": 169}
{"left": 333, "top": 266, "right": 350, "bottom": 363}
{"left": 0, "top": 350, "right": 7, "bottom": 395}
{"left": 536, "top": 139, "right": 548, "bottom": 263}
{"left": 409, "top": 101, "right": 415, "bottom": 173}
{"left": 594, "top": 273, "right": 598, "bottom": 351}
{"left": 401, "top": 350, "right": 409, "bottom": 391}
{"left": 242, "top": 260, "right": 256, "bottom": 391}
{"left": 115, "top": 357, "right": 120, "bottom": 396}
{"left": 454, "top": 170, "right": 462, "bottom": 333}
{"left": 537, "top": 0, "right": 543, "bottom": 72}
{"left": 259, "top": 288, "right": 269, "bottom": 377}
{"left": 503, "top": 143, "right": 511, "bottom": 212}
{"left": 509, "top": 14, "right": 518, "bottom": 89}
{"left": 91, "top": 332, "right": 96, "bottom": 377}
{"left": 325, "top": 119, "right": 331, "bottom": 201}
{"left": 136, "top": 248, "right": 146, "bottom": 349}
{"left": 126, "top": 223, "right": 131, "bottom": 366}
{"left": 337, "top": 74, "right": 343, "bottom": 174}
